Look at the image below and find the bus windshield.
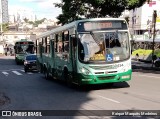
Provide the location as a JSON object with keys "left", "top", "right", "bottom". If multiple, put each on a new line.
{"left": 78, "top": 31, "right": 130, "bottom": 63}
{"left": 15, "top": 42, "right": 34, "bottom": 54}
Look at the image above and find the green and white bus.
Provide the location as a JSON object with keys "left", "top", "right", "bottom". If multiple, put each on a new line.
{"left": 14, "top": 39, "right": 35, "bottom": 64}
{"left": 36, "top": 18, "right": 132, "bottom": 86}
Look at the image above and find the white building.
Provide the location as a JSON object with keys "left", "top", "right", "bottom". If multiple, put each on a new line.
{"left": 3, "top": 32, "right": 36, "bottom": 45}
{"left": 0, "top": 0, "right": 9, "bottom": 23}
{"left": 129, "top": 0, "right": 160, "bottom": 36}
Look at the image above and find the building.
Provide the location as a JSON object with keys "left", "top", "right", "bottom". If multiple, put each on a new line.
{"left": 129, "top": 0, "right": 160, "bottom": 37}
{"left": 2, "top": 32, "right": 36, "bottom": 45}
{"left": 0, "top": 0, "right": 9, "bottom": 23}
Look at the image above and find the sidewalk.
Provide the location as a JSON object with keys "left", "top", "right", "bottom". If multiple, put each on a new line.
{"left": 0, "top": 54, "right": 4, "bottom": 57}
{"left": 132, "top": 59, "right": 160, "bottom": 71}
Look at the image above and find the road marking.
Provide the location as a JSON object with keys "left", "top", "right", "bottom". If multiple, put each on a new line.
{"left": 2, "top": 72, "right": 9, "bottom": 76}
{"left": 21, "top": 70, "right": 25, "bottom": 72}
{"left": 138, "top": 74, "right": 160, "bottom": 79}
{"left": 0, "top": 69, "right": 23, "bottom": 71}
{"left": 27, "top": 72, "right": 33, "bottom": 74}
{"left": 12, "top": 71, "right": 22, "bottom": 75}
{"left": 97, "top": 95, "right": 120, "bottom": 103}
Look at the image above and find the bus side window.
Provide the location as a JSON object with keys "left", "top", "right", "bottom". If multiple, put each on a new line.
{"left": 57, "top": 33, "right": 62, "bottom": 52}
{"left": 63, "top": 31, "right": 69, "bottom": 52}
{"left": 47, "top": 36, "right": 50, "bottom": 54}
{"left": 55, "top": 34, "right": 58, "bottom": 52}
{"left": 42, "top": 38, "right": 45, "bottom": 53}
{"left": 79, "top": 41, "right": 84, "bottom": 60}
{"left": 45, "top": 37, "right": 47, "bottom": 53}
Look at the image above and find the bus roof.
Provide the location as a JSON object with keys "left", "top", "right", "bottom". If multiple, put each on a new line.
{"left": 37, "top": 17, "right": 126, "bottom": 39}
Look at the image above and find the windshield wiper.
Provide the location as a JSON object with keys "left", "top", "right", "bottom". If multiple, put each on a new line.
{"left": 90, "top": 31, "right": 100, "bottom": 45}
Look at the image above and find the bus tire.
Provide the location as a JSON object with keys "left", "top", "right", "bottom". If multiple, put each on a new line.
{"left": 44, "top": 68, "right": 49, "bottom": 80}
{"left": 16, "top": 61, "right": 19, "bottom": 65}
{"left": 63, "top": 70, "right": 73, "bottom": 88}
{"left": 38, "top": 64, "right": 43, "bottom": 73}
{"left": 155, "top": 62, "right": 160, "bottom": 67}
{"left": 24, "top": 67, "right": 28, "bottom": 73}
{"left": 66, "top": 74, "right": 74, "bottom": 88}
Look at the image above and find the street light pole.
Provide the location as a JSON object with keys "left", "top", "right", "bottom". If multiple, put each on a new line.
{"left": 152, "top": 10, "right": 157, "bottom": 67}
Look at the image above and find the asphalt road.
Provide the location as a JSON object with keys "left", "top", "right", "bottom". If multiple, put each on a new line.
{"left": 0, "top": 56, "right": 160, "bottom": 119}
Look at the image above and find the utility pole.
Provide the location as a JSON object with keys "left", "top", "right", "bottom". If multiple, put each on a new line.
{"left": 152, "top": 10, "right": 157, "bottom": 67}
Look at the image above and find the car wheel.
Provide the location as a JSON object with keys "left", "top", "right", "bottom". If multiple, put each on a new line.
{"left": 24, "top": 67, "right": 28, "bottom": 72}
{"left": 155, "top": 62, "right": 160, "bottom": 67}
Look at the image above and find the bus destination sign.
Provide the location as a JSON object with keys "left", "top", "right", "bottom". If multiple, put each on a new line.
{"left": 84, "top": 22, "right": 113, "bottom": 30}
{"left": 78, "top": 21, "right": 127, "bottom": 32}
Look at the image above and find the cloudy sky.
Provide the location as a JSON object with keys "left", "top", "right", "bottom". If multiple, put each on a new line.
{"left": 8, "top": 0, "right": 62, "bottom": 20}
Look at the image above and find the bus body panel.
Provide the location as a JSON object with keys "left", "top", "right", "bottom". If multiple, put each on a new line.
{"left": 74, "top": 59, "right": 132, "bottom": 85}
{"left": 75, "top": 69, "right": 132, "bottom": 85}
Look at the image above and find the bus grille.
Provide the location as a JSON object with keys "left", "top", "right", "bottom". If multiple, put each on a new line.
{"left": 98, "top": 76, "right": 115, "bottom": 80}
{"left": 89, "top": 66, "right": 117, "bottom": 70}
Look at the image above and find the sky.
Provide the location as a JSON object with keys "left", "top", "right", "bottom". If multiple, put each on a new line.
{"left": 8, "top": 0, "right": 62, "bottom": 21}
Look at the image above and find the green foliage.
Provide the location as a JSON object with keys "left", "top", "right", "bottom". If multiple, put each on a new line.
{"left": 125, "top": 16, "right": 129, "bottom": 24}
{"left": 54, "top": 0, "right": 147, "bottom": 25}
{"left": 23, "top": 18, "right": 29, "bottom": 23}
{"left": 1, "top": 23, "right": 9, "bottom": 32}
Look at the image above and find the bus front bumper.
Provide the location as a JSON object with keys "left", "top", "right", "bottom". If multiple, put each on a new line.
{"left": 76, "top": 69, "right": 132, "bottom": 85}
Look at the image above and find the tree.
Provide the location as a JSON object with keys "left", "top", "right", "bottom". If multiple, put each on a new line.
{"left": 54, "top": 0, "right": 147, "bottom": 25}
{"left": 23, "top": 18, "right": 29, "bottom": 23}
{"left": 2, "top": 23, "right": 9, "bottom": 32}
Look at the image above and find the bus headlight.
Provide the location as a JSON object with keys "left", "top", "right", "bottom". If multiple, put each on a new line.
{"left": 121, "top": 75, "right": 130, "bottom": 79}
{"left": 81, "top": 67, "right": 91, "bottom": 75}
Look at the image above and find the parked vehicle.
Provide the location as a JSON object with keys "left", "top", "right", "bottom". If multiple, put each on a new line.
{"left": 154, "top": 57, "right": 160, "bottom": 67}
{"left": 24, "top": 54, "right": 37, "bottom": 72}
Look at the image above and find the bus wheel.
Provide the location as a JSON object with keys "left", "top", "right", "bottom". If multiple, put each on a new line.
{"left": 16, "top": 61, "right": 19, "bottom": 65}
{"left": 24, "top": 67, "right": 28, "bottom": 73}
{"left": 44, "top": 69, "right": 49, "bottom": 80}
{"left": 64, "top": 72, "right": 73, "bottom": 88}
{"left": 155, "top": 62, "right": 160, "bottom": 67}
{"left": 40, "top": 64, "right": 43, "bottom": 73}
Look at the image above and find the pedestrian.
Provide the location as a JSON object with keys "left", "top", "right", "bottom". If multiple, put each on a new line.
{"left": 10, "top": 48, "right": 13, "bottom": 56}
{"left": 4, "top": 44, "right": 8, "bottom": 56}
{"left": 136, "top": 53, "right": 139, "bottom": 61}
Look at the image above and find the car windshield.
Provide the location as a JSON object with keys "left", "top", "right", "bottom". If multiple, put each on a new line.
{"left": 26, "top": 55, "right": 37, "bottom": 60}
{"left": 78, "top": 31, "right": 130, "bottom": 63}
